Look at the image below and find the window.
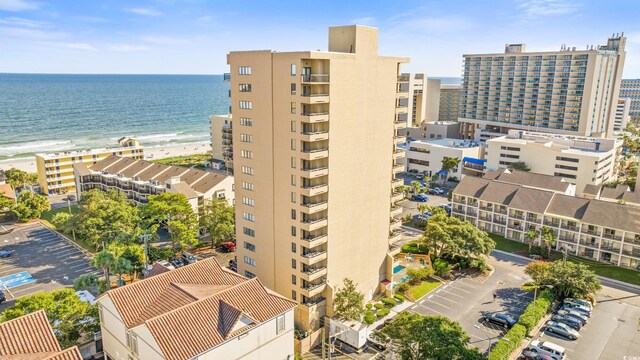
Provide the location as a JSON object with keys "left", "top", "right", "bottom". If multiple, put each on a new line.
{"left": 240, "top": 117, "right": 253, "bottom": 126}
{"left": 500, "top": 146, "right": 521, "bottom": 151}
{"left": 242, "top": 196, "right": 255, "bottom": 207}
{"left": 244, "top": 270, "right": 256, "bottom": 278}
{"left": 291, "top": 274, "right": 296, "bottom": 285}
{"left": 239, "top": 100, "right": 252, "bottom": 109}
{"left": 244, "top": 256, "right": 256, "bottom": 266}
{"left": 554, "top": 172, "right": 577, "bottom": 179}
{"left": 291, "top": 139, "right": 296, "bottom": 150}
{"left": 291, "top": 226, "right": 296, "bottom": 236}
{"left": 277, "top": 315, "right": 286, "bottom": 334}
{"left": 243, "top": 227, "right": 255, "bottom": 237}
{"left": 126, "top": 331, "right": 139, "bottom": 355}
{"left": 291, "top": 102, "right": 296, "bottom": 114}
{"left": 500, "top": 153, "right": 520, "bottom": 159}
{"left": 291, "top": 175, "right": 296, "bottom": 186}
{"left": 241, "top": 150, "right": 253, "bottom": 159}
{"left": 291, "top": 209, "right": 296, "bottom": 220}
{"left": 291, "top": 259, "right": 296, "bottom": 269}
{"left": 291, "top": 64, "right": 297, "bottom": 76}
{"left": 244, "top": 241, "right": 256, "bottom": 251}
{"left": 240, "top": 133, "right": 253, "bottom": 143}
{"left": 239, "top": 84, "right": 252, "bottom": 92}
{"left": 556, "top": 156, "right": 579, "bottom": 163}
{"left": 243, "top": 212, "right": 255, "bottom": 222}
{"left": 291, "top": 242, "right": 296, "bottom": 253}
{"left": 290, "top": 121, "right": 296, "bottom": 132}
{"left": 408, "top": 159, "right": 429, "bottom": 166}
{"left": 555, "top": 164, "right": 578, "bottom": 171}
{"left": 292, "top": 291, "right": 297, "bottom": 301}
{"left": 241, "top": 166, "right": 254, "bottom": 175}
{"left": 238, "top": 66, "right": 252, "bottom": 75}
{"left": 291, "top": 192, "right": 296, "bottom": 203}
{"left": 291, "top": 157, "right": 296, "bottom": 168}
{"left": 242, "top": 181, "right": 254, "bottom": 191}
{"left": 291, "top": 83, "right": 296, "bottom": 95}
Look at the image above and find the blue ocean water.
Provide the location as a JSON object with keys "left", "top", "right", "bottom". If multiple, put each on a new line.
{"left": 0, "top": 73, "right": 230, "bottom": 160}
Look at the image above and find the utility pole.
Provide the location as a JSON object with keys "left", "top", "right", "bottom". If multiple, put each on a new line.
{"left": 140, "top": 234, "right": 152, "bottom": 275}
{"left": 321, "top": 327, "right": 326, "bottom": 360}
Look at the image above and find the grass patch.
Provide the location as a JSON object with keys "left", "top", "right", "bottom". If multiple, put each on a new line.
{"left": 40, "top": 205, "right": 80, "bottom": 223}
{"left": 410, "top": 279, "right": 440, "bottom": 300}
{"left": 402, "top": 219, "right": 426, "bottom": 230}
{"left": 151, "top": 154, "right": 210, "bottom": 170}
{"left": 489, "top": 233, "right": 528, "bottom": 253}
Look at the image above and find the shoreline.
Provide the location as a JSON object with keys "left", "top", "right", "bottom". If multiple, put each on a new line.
{"left": 0, "top": 141, "right": 212, "bottom": 173}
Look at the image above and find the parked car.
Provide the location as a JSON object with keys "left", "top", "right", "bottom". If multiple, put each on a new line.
{"left": 218, "top": 241, "right": 236, "bottom": 253}
{"left": 411, "top": 194, "right": 429, "bottom": 202}
{"left": 433, "top": 187, "right": 446, "bottom": 195}
{"left": 559, "top": 304, "right": 590, "bottom": 318}
{"left": 521, "top": 348, "right": 554, "bottom": 360}
{"left": 0, "top": 250, "right": 11, "bottom": 258}
{"left": 563, "top": 298, "right": 593, "bottom": 311}
{"left": 555, "top": 309, "right": 587, "bottom": 325}
{"left": 550, "top": 314, "right": 582, "bottom": 330}
{"left": 181, "top": 252, "right": 197, "bottom": 264}
{"left": 156, "top": 260, "right": 175, "bottom": 270}
{"left": 169, "top": 257, "right": 186, "bottom": 268}
{"left": 415, "top": 174, "right": 425, "bottom": 180}
{"left": 0, "top": 291, "right": 5, "bottom": 304}
{"left": 482, "top": 312, "right": 517, "bottom": 328}
{"left": 530, "top": 254, "right": 543, "bottom": 261}
{"left": 544, "top": 321, "right": 580, "bottom": 340}
{"left": 228, "top": 259, "right": 237, "bottom": 272}
{"left": 437, "top": 204, "right": 452, "bottom": 214}
{"left": 528, "top": 340, "right": 566, "bottom": 360}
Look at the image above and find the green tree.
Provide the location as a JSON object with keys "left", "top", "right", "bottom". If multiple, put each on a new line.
{"left": 0, "top": 195, "right": 13, "bottom": 213}
{"left": 507, "top": 161, "right": 531, "bottom": 172}
{"left": 400, "top": 185, "right": 413, "bottom": 198}
{"left": 11, "top": 190, "right": 50, "bottom": 222}
{"left": 540, "top": 226, "right": 555, "bottom": 257}
{"left": 333, "top": 278, "right": 365, "bottom": 321}
{"left": 0, "top": 289, "right": 99, "bottom": 348}
{"left": 524, "top": 230, "right": 538, "bottom": 253}
{"left": 112, "top": 257, "right": 133, "bottom": 285}
{"left": 4, "top": 168, "right": 28, "bottom": 191}
{"left": 373, "top": 312, "right": 482, "bottom": 360}
{"left": 525, "top": 260, "right": 601, "bottom": 299}
{"left": 27, "top": 173, "right": 39, "bottom": 192}
{"left": 417, "top": 204, "right": 429, "bottom": 221}
{"left": 74, "top": 274, "right": 100, "bottom": 294}
{"left": 51, "top": 212, "right": 72, "bottom": 230}
{"left": 93, "top": 250, "right": 115, "bottom": 290}
{"left": 200, "top": 198, "right": 235, "bottom": 248}
{"left": 142, "top": 193, "right": 199, "bottom": 250}
{"left": 410, "top": 181, "right": 421, "bottom": 195}
{"left": 441, "top": 157, "right": 460, "bottom": 174}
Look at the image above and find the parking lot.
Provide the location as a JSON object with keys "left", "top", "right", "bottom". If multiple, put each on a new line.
{"left": 0, "top": 223, "right": 98, "bottom": 309}
{"left": 408, "top": 253, "right": 533, "bottom": 354}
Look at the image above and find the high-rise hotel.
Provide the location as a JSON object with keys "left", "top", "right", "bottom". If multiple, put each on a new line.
{"left": 459, "top": 35, "right": 626, "bottom": 140}
{"left": 228, "top": 25, "right": 408, "bottom": 332}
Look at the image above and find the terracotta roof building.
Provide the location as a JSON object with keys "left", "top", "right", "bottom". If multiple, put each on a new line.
{"left": 0, "top": 310, "right": 83, "bottom": 360}
{"left": 97, "top": 258, "right": 296, "bottom": 360}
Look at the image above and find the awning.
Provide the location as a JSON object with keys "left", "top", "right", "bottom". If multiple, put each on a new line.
{"left": 462, "top": 157, "right": 487, "bottom": 166}
{"left": 437, "top": 170, "right": 448, "bottom": 176}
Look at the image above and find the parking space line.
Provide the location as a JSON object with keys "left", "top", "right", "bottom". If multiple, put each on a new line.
{"left": 439, "top": 289, "right": 465, "bottom": 298}
{"left": 447, "top": 285, "right": 472, "bottom": 294}
{"left": 453, "top": 281, "right": 477, "bottom": 289}
{"left": 424, "top": 299, "right": 451, "bottom": 309}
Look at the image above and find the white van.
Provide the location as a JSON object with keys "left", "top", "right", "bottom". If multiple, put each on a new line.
{"left": 529, "top": 339, "right": 565, "bottom": 360}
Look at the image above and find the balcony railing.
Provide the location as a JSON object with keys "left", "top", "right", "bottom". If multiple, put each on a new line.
{"left": 303, "top": 296, "right": 326, "bottom": 307}
{"left": 558, "top": 237, "right": 577, "bottom": 244}
{"left": 560, "top": 224, "right": 579, "bottom": 231}
{"left": 301, "top": 74, "right": 330, "bottom": 83}
{"left": 301, "top": 217, "right": 328, "bottom": 225}
{"left": 302, "top": 250, "right": 327, "bottom": 258}
{"left": 397, "top": 74, "right": 410, "bottom": 82}
{"left": 301, "top": 148, "right": 329, "bottom": 153}
{"left": 602, "top": 233, "right": 622, "bottom": 241}
{"left": 301, "top": 183, "right": 327, "bottom": 190}
{"left": 510, "top": 214, "right": 525, "bottom": 220}
{"left": 303, "top": 266, "right": 327, "bottom": 276}
{"left": 494, "top": 208, "right": 508, "bottom": 215}
{"left": 301, "top": 234, "right": 327, "bottom": 241}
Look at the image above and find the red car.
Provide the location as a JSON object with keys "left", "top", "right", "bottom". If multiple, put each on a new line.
{"left": 218, "top": 242, "right": 236, "bottom": 253}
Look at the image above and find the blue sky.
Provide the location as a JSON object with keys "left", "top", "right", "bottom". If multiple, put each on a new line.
{"left": 1, "top": 0, "right": 639, "bottom": 76}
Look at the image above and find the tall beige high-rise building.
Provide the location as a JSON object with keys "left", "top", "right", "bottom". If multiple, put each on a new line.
{"left": 228, "top": 25, "right": 408, "bottom": 333}
{"left": 439, "top": 84, "right": 462, "bottom": 123}
{"left": 404, "top": 74, "right": 440, "bottom": 126}
{"left": 459, "top": 35, "right": 626, "bottom": 140}
{"left": 209, "top": 114, "right": 233, "bottom": 172}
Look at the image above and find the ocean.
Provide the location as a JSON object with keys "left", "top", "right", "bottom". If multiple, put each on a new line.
{"left": 0, "top": 73, "right": 460, "bottom": 161}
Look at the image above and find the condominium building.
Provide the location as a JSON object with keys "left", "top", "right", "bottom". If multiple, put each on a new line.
{"left": 399, "top": 138, "right": 482, "bottom": 179}
{"left": 73, "top": 155, "right": 234, "bottom": 212}
{"left": 459, "top": 35, "right": 627, "bottom": 140}
{"left": 485, "top": 130, "right": 621, "bottom": 195}
{"left": 620, "top": 79, "right": 640, "bottom": 117}
{"left": 452, "top": 172, "right": 640, "bottom": 270}
{"left": 439, "top": 84, "right": 462, "bottom": 123}
{"left": 612, "top": 98, "right": 631, "bottom": 133}
{"left": 228, "top": 25, "right": 408, "bottom": 334}
{"left": 210, "top": 114, "right": 233, "bottom": 172}
{"left": 36, "top": 137, "right": 144, "bottom": 195}
{"left": 97, "top": 258, "right": 297, "bottom": 360}
{"left": 0, "top": 310, "right": 83, "bottom": 359}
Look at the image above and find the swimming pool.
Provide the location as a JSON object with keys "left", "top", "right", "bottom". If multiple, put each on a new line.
{"left": 393, "top": 265, "right": 405, "bottom": 274}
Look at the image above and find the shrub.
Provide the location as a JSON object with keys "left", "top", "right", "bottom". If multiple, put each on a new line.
{"left": 381, "top": 297, "right": 397, "bottom": 308}
{"left": 395, "top": 282, "right": 409, "bottom": 294}
{"left": 374, "top": 303, "right": 384, "bottom": 310}
{"left": 376, "top": 308, "right": 390, "bottom": 317}
{"left": 519, "top": 289, "right": 554, "bottom": 333}
{"left": 469, "top": 257, "right": 489, "bottom": 272}
{"left": 487, "top": 324, "right": 527, "bottom": 360}
{"left": 365, "top": 303, "right": 372, "bottom": 310}
{"left": 433, "top": 259, "right": 452, "bottom": 277}
{"left": 407, "top": 267, "right": 433, "bottom": 281}
{"left": 394, "top": 294, "right": 405, "bottom": 302}
{"left": 401, "top": 242, "right": 428, "bottom": 255}
{"left": 363, "top": 310, "right": 376, "bottom": 325}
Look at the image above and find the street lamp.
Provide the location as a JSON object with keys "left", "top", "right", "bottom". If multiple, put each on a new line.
{"left": 474, "top": 324, "right": 493, "bottom": 357}
{"left": 530, "top": 284, "right": 553, "bottom": 318}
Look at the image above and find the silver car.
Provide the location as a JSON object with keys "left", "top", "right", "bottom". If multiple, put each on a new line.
{"left": 563, "top": 298, "right": 593, "bottom": 311}
{"left": 544, "top": 321, "right": 580, "bottom": 340}
{"left": 555, "top": 309, "right": 587, "bottom": 325}
{"left": 560, "top": 303, "right": 591, "bottom": 317}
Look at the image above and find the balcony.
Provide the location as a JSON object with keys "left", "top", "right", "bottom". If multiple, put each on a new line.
{"left": 583, "top": 229, "right": 600, "bottom": 236}
{"left": 300, "top": 281, "right": 326, "bottom": 298}
{"left": 494, "top": 218, "right": 507, "bottom": 225}
{"left": 301, "top": 94, "right": 330, "bottom": 104}
{"left": 560, "top": 224, "right": 579, "bottom": 232}
{"left": 397, "top": 74, "right": 410, "bottom": 82}
{"left": 389, "top": 231, "right": 402, "bottom": 243}
{"left": 602, "top": 233, "right": 622, "bottom": 241}
{"left": 300, "top": 183, "right": 328, "bottom": 197}
{"left": 393, "top": 136, "right": 407, "bottom": 145}
{"left": 510, "top": 213, "right": 524, "bottom": 220}
{"left": 302, "top": 166, "right": 328, "bottom": 178}
{"left": 543, "top": 220, "right": 560, "bottom": 227}
{"left": 391, "top": 178, "right": 404, "bottom": 189}
{"left": 300, "top": 266, "right": 327, "bottom": 282}
{"left": 622, "top": 249, "right": 640, "bottom": 259}
{"left": 508, "top": 223, "right": 524, "bottom": 231}
{"left": 301, "top": 234, "right": 328, "bottom": 248}
{"left": 301, "top": 201, "right": 328, "bottom": 214}
{"left": 494, "top": 208, "right": 508, "bottom": 215}
{"left": 466, "top": 208, "right": 477, "bottom": 217}
{"left": 391, "top": 192, "right": 404, "bottom": 204}
{"left": 392, "top": 149, "right": 405, "bottom": 160}
{"left": 300, "top": 130, "right": 329, "bottom": 142}
{"left": 301, "top": 74, "right": 330, "bottom": 83}
{"left": 301, "top": 112, "right": 329, "bottom": 123}
{"left": 526, "top": 216, "right": 542, "bottom": 224}
{"left": 395, "top": 106, "right": 409, "bottom": 115}
{"left": 558, "top": 236, "right": 578, "bottom": 244}
{"left": 300, "top": 250, "right": 327, "bottom": 265}
{"left": 300, "top": 148, "right": 329, "bottom": 161}
{"left": 392, "top": 164, "right": 404, "bottom": 174}
{"left": 600, "top": 244, "right": 621, "bottom": 252}
{"left": 394, "top": 121, "right": 406, "bottom": 131}
{"left": 300, "top": 217, "right": 328, "bottom": 232}
{"left": 390, "top": 219, "right": 402, "bottom": 231}
{"left": 303, "top": 296, "right": 326, "bottom": 308}
{"left": 390, "top": 206, "right": 403, "bottom": 218}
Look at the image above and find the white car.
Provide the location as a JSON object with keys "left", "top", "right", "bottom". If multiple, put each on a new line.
{"left": 563, "top": 297, "right": 593, "bottom": 311}
{"left": 156, "top": 260, "right": 176, "bottom": 270}
{"left": 528, "top": 339, "right": 566, "bottom": 360}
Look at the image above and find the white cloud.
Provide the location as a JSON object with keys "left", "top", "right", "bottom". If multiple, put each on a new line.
{"left": 0, "top": 26, "right": 64, "bottom": 40}
{"left": 140, "top": 35, "right": 191, "bottom": 46}
{"left": 350, "top": 16, "right": 376, "bottom": 26}
{"left": 108, "top": 44, "right": 150, "bottom": 52}
{"left": 0, "top": 16, "right": 49, "bottom": 28}
{"left": 402, "top": 17, "right": 473, "bottom": 33}
{"left": 125, "top": 7, "right": 163, "bottom": 17}
{"left": 75, "top": 16, "right": 109, "bottom": 23}
{"left": 0, "top": 0, "right": 39, "bottom": 12}
{"left": 67, "top": 43, "right": 96, "bottom": 51}
{"left": 518, "top": 0, "right": 581, "bottom": 16}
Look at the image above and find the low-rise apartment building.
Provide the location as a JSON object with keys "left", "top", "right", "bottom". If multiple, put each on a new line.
{"left": 36, "top": 137, "right": 144, "bottom": 195}
{"left": 453, "top": 171, "right": 640, "bottom": 269}
{"left": 73, "top": 155, "right": 233, "bottom": 212}
{"left": 97, "top": 258, "right": 296, "bottom": 360}
{"left": 485, "top": 130, "right": 621, "bottom": 195}
{"left": 210, "top": 114, "right": 233, "bottom": 172}
{"left": 399, "top": 138, "right": 482, "bottom": 179}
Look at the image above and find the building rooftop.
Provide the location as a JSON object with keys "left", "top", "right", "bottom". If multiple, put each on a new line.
{"left": 407, "top": 138, "right": 480, "bottom": 149}
{"left": 0, "top": 310, "right": 82, "bottom": 360}
{"left": 0, "top": 184, "right": 16, "bottom": 201}
{"left": 101, "top": 258, "right": 296, "bottom": 360}
{"left": 485, "top": 168, "right": 574, "bottom": 194}
{"left": 488, "top": 130, "right": 621, "bottom": 153}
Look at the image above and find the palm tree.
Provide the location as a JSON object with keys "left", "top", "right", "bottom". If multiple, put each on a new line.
{"left": 524, "top": 230, "right": 538, "bottom": 253}
{"left": 417, "top": 204, "right": 428, "bottom": 221}
{"left": 401, "top": 185, "right": 412, "bottom": 198}
{"left": 93, "top": 250, "right": 115, "bottom": 290}
{"left": 541, "top": 226, "right": 556, "bottom": 257}
{"left": 440, "top": 157, "right": 460, "bottom": 184}
{"left": 112, "top": 257, "right": 133, "bottom": 286}
{"left": 410, "top": 181, "right": 421, "bottom": 195}
{"left": 27, "top": 173, "right": 38, "bottom": 192}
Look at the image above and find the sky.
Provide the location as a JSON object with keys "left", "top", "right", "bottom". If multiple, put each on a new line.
{"left": 1, "top": 0, "right": 640, "bottom": 77}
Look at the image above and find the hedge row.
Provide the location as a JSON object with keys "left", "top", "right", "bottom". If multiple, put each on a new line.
{"left": 487, "top": 289, "right": 554, "bottom": 360}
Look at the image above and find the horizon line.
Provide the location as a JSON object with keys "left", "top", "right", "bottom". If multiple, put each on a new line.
{"left": 0, "top": 72, "right": 463, "bottom": 78}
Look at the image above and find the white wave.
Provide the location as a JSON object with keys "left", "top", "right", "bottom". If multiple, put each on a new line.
{"left": 0, "top": 140, "right": 74, "bottom": 156}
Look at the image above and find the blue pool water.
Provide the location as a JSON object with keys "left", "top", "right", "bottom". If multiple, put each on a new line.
{"left": 393, "top": 265, "right": 406, "bottom": 274}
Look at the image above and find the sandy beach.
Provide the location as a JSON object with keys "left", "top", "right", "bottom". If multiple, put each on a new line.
{"left": 0, "top": 141, "right": 212, "bottom": 173}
